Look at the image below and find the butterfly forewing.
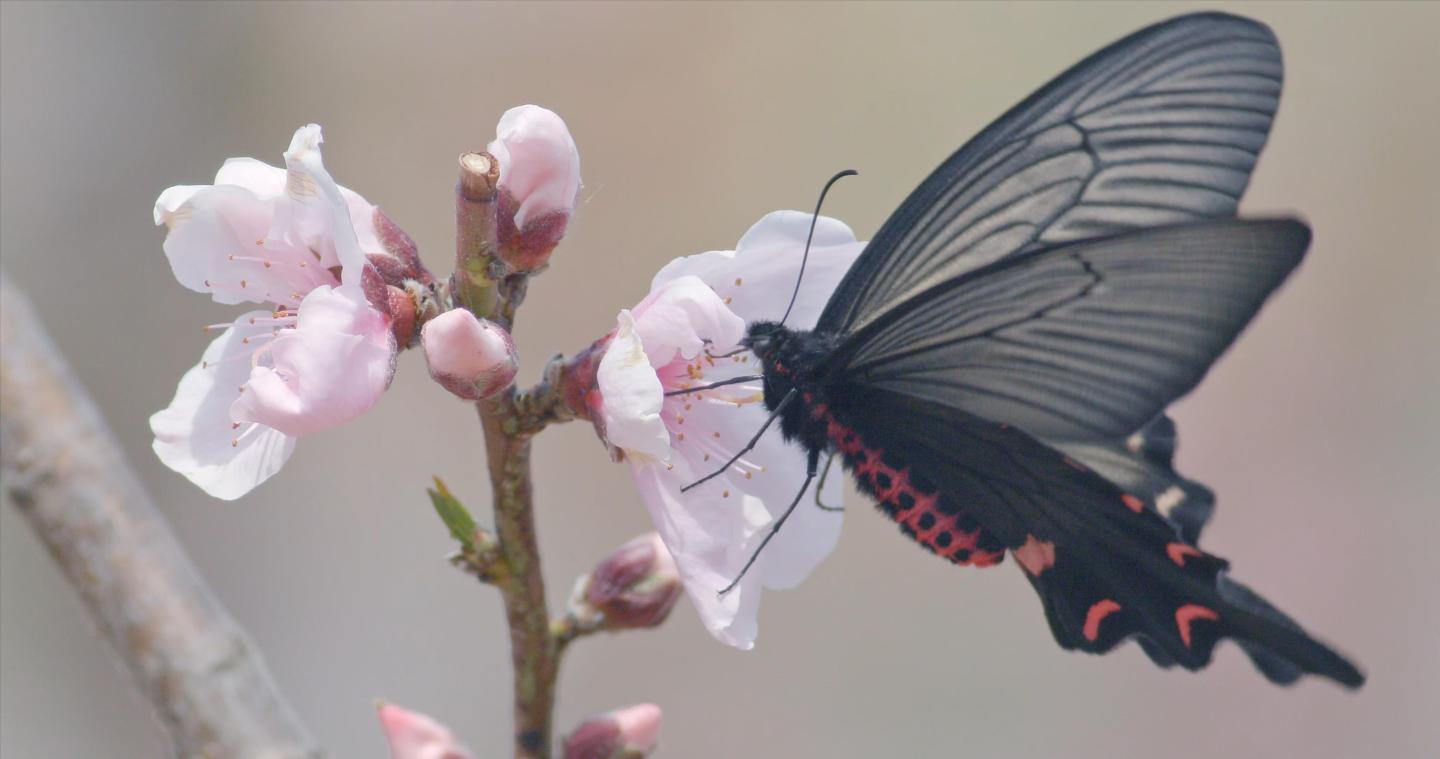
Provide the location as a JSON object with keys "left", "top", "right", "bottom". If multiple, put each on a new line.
{"left": 827, "top": 219, "right": 1310, "bottom": 440}
{"left": 817, "top": 13, "right": 1283, "bottom": 339}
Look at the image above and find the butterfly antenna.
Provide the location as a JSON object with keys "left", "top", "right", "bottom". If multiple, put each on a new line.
{"left": 779, "top": 169, "right": 858, "bottom": 327}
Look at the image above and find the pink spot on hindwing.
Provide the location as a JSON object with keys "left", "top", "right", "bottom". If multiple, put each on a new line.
{"left": 1083, "top": 599, "right": 1122, "bottom": 642}
{"left": 1175, "top": 604, "right": 1220, "bottom": 648}
{"left": 1013, "top": 535, "right": 1056, "bottom": 576}
{"left": 1166, "top": 542, "right": 1202, "bottom": 566}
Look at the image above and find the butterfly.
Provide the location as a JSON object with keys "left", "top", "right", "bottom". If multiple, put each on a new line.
{"left": 682, "top": 12, "right": 1364, "bottom": 687}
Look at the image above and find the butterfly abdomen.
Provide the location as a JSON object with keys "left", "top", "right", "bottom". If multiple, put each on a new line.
{"left": 817, "top": 399, "right": 1006, "bottom": 567}
{"left": 750, "top": 325, "right": 1009, "bottom": 568}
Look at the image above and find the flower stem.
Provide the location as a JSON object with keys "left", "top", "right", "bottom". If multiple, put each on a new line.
{"left": 455, "top": 154, "right": 574, "bottom": 758}
{"left": 478, "top": 391, "right": 558, "bottom": 758}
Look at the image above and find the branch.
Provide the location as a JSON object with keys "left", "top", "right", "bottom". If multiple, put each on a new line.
{"left": 454, "top": 154, "right": 562, "bottom": 758}
{"left": 0, "top": 272, "right": 322, "bottom": 759}
{"left": 478, "top": 391, "right": 558, "bottom": 758}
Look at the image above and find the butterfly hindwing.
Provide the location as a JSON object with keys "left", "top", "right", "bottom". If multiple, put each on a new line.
{"left": 818, "top": 12, "right": 1284, "bottom": 338}
{"left": 826, "top": 384, "right": 1363, "bottom": 687}
{"left": 1056, "top": 413, "right": 1215, "bottom": 544}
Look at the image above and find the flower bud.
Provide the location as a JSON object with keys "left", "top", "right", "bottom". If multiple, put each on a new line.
{"left": 488, "top": 104, "right": 581, "bottom": 272}
{"left": 562, "top": 703, "right": 662, "bottom": 759}
{"left": 421, "top": 309, "right": 518, "bottom": 400}
{"left": 376, "top": 702, "right": 476, "bottom": 759}
{"left": 583, "top": 532, "right": 681, "bottom": 630}
{"left": 373, "top": 206, "right": 429, "bottom": 284}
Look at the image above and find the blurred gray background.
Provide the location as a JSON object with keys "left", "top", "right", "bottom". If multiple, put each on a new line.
{"left": 3, "top": 1, "right": 1437, "bottom": 757}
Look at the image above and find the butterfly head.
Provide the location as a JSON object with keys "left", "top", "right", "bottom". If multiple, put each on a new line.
{"left": 740, "top": 320, "right": 788, "bottom": 363}
{"left": 742, "top": 320, "right": 837, "bottom": 385}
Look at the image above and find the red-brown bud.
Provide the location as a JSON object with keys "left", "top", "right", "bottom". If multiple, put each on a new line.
{"left": 562, "top": 703, "right": 661, "bottom": 759}
{"left": 488, "top": 105, "right": 580, "bottom": 273}
{"left": 582, "top": 533, "right": 681, "bottom": 630}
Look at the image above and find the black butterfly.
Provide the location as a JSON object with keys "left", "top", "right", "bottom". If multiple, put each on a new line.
{"left": 685, "top": 12, "right": 1364, "bottom": 686}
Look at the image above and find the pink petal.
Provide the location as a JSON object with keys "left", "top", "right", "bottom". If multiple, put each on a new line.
{"left": 421, "top": 309, "right": 518, "bottom": 400}
{"left": 149, "top": 311, "right": 296, "bottom": 500}
{"left": 488, "top": 105, "right": 581, "bottom": 229}
{"left": 231, "top": 285, "right": 395, "bottom": 438}
{"left": 376, "top": 703, "right": 476, "bottom": 759}
{"left": 597, "top": 311, "right": 670, "bottom": 463}
{"left": 612, "top": 703, "right": 662, "bottom": 753}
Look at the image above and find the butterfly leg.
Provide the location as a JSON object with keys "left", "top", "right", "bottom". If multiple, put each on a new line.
{"left": 719, "top": 447, "right": 820, "bottom": 595}
{"left": 682, "top": 388, "right": 797, "bottom": 492}
{"left": 663, "top": 374, "right": 762, "bottom": 397}
{"left": 814, "top": 452, "right": 843, "bottom": 512}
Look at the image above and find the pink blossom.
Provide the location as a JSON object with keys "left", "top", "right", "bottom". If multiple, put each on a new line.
{"left": 421, "top": 309, "right": 519, "bottom": 400}
{"left": 150, "top": 124, "right": 405, "bottom": 500}
{"left": 376, "top": 702, "right": 476, "bottom": 759}
{"left": 594, "top": 211, "right": 865, "bottom": 648}
{"left": 488, "top": 104, "right": 581, "bottom": 270}
{"left": 562, "top": 703, "right": 662, "bottom": 759}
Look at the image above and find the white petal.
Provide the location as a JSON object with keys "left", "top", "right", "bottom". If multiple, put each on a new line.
{"left": 630, "top": 275, "right": 746, "bottom": 366}
{"left": 632, "top": 463, "right": 765, "bottom": 649}
{"left": 596, "top": 311, "right": 670, "bottom": 463}
{"left": 275, "top": 124, "right": 368, "bottom": 286}
{"left": 157, "top": 184, "right": 321, "bottom": 306}
{"left": 150, "top": 312, "right": 296, "bottom": 500}
{"left": 342, "top": 190, "right": 385, "bottom": 257}
{"left": 213, "top": 157, "right": 287, "bottom": 198}
{"left": 651, "top": 211, "right": 865, "bottom": 329}
{"left": 154, "top": 184, "right": 209, "bottom": 226}
{"left": 672, "top": 388, "right": 844, "bottom": 591}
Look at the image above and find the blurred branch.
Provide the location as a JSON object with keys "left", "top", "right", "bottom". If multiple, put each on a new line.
{"left": 0, "top": 272, "right": 322, "bottom": 759}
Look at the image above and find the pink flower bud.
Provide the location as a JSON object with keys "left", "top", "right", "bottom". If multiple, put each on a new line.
{"left": 562, "top": 703, "right": 662, "bottom": 759}
{"left": 376, "top": 702, "right": 476, "bottom": 759}
{"left": 584, "top": 533, "right": 681, "bottom": 630}
{"left": 488, "top": 104, "right": 581, "bottom": 272}
{"left": 421, "top": 309, "right": 518, "bottom": 400}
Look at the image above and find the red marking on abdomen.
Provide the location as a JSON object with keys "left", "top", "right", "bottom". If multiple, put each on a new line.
{"left": 1121, "top": 494, "right": 1144, "bottom": 513}
{"left": 821, "top": 411, "right": 1004, "bottom": 568}
{"left": 1084, "top": 600, "right": 1122, "bottom": 642}
{"left": 1166, "top": 543, "right": 1201, "bottom": 567}
{"left": 1175, "top": 604, "right": 1220, "bottom": 648}
{"left": 1013, "top": 535, "right": 1056, "bottom": 576}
